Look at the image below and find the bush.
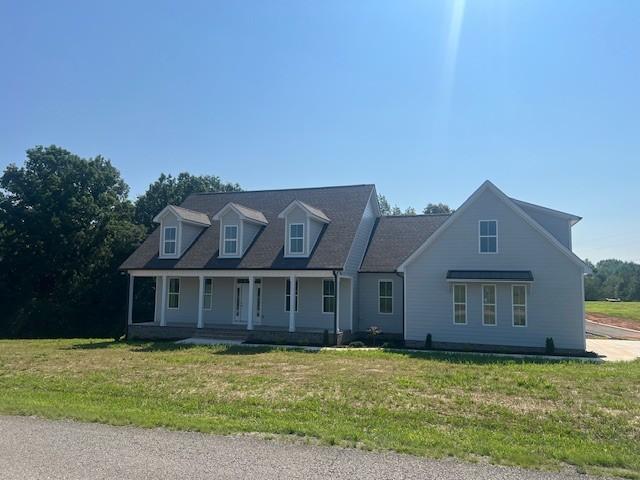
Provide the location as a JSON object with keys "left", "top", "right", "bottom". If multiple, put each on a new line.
{"left": 349, "top": 341, "right": 366, "bottom": 348}
{"left": 545, "top": 337, "right": 555, "bottom": 355}
{"left": 425, "top": 333, "right": 432, "bottom": 349}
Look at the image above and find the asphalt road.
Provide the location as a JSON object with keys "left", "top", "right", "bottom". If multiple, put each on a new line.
{"left": 0, "top": 415, "right": 615, "bottom": 480}
{"left": 586, "top": 320, "right": 640, "bottom": 340}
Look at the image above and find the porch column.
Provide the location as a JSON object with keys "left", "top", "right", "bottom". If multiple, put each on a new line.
{"left": 289, "top": 275, "right": 296, "bottom": 332}
{"left": 247, "top": 276, "right": 254, "bottom": 331}
{"left": 127, "top": 274, "right": 134, "bottom": 325}
{"left": 160, "top": 275, "right": 167, "bottom": 327}
{"left": 335, "top": 274, "right": 341, "bottom": 333}
{"left": 197, "top": 275, "right": 204, "bottom": 329}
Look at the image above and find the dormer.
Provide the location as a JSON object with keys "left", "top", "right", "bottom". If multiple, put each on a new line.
{"left": 153, "top": 205, "right": 211, "bottom": 259}
{"left": 278, "top": 200, "right": 330, "bottom": 258}
{"left": 212, "top": 203, "right": 268, "bottom": 258}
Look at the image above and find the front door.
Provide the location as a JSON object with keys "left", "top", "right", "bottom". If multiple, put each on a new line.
{"left": 234, "top": 279, "right": 262, "bottom": 324}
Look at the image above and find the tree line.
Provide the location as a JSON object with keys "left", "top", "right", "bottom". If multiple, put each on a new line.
{"left": 584, "top": 259, "right": 640, "bottom": 301}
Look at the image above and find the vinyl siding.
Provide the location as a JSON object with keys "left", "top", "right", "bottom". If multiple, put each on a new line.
{"left": 242, "top": 222, "right": 262, "bottom": 252}
{"left": 358, "top": 273, "right": 403, "bottom": 334}
{"left": 343, "top": 193, "right": 377, "bottom": 331}
{"left": 404, "top": 188, "right": 585, "bottom": 351}
{"left": 180, "top": 223, "right": 204, "bottom": 255}
{"left": 516, "top": 204, "right": 572, "bottom": 249}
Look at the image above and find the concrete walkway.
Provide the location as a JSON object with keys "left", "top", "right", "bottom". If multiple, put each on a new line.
{"left": 586, "top": 339, "right": 640, "bottom": 362}
{"left": 0, "top": 416, "right": 616, "bottom": 480}
{"left": 586, "top": 320, "right": 640, "bottom": 340}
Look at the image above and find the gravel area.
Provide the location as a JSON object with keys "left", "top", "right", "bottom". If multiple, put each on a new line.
{"left": 0, "top": 415, "right": 617, "bottom": 480}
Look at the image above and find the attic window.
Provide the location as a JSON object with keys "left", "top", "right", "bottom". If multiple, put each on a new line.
{"left": 289, "top": 223, "right": 304, "bottom": 254}
{"left": 163, "top": 227, "right": 177, "bottom": 255}
{"left": 224, "top": 225, "right": 238, "bottom": 255}
{"left": 479, "top": 220, "right": 497, "bottom": 254}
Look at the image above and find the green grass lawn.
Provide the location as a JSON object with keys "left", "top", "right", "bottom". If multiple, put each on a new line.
{"left": 1, "top": 340, "right": 639, "bottom": 478}
{"left": 586, "top": 301, "right": 640, "bottom": 323}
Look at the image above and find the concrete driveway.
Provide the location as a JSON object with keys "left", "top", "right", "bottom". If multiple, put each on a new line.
{"left": 0, "top": 416, "right": 613, "bottom": 480}
{"left": 586, "top": 339, "right": 640, "bottom": 362}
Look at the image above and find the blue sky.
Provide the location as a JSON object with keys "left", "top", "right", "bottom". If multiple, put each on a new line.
{"left": 1, "top": 0, "right": 639, "bottom": 262}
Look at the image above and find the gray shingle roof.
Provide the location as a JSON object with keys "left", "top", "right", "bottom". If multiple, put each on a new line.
{"left": 167, "top": 205, "right": 211, "bottom": 226}
{"left": 446, "top": 270, "right": 534, "bottom": 281}
{"left": 222, "top": 203, "right": 268, "bottom": 225}
{"left": 296, "top": 201, "right": 331, "bottom": 223}
{"left": 359, "top": 214, "right": 450, "bottom": 272}
{"left": 120, "top": 184, "right": 375, "bottom": 271}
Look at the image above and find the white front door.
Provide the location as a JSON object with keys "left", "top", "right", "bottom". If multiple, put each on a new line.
{"left": 234, "top": 279, "right": 262, "bottom": 324}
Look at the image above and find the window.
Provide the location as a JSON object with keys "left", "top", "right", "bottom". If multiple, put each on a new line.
{"left": 512, "top": 285, "right": 527, "bottom": 326}
{"left": 378, "top": 280, "right": 393, "bottom": 314}
{"left": 223, "top": 225, "right": 238, "bottom": 255}
{"left": 285, "top": 279, "right": 299, "bottom": 312}
{"left": 322, "top": 279, "right": 336, "bottom": 314}
{"left": 479, "top": 220, "right": 497, "bottom": 253}
{"left": 163, "top": 226, "right": 177, "bottom": 255}
{"left": 203, "top": 278, "right": 213, "bottom": 310}
{"left": 453, "top": 284, "right": 466, "bottom": 324}
{"left": 168, "top": 278, "right": 180, "bottom": 309}
{"left": 289, "top": 223, "right": 304, "bottom": 254}
{"left": 482, "top": 285, "right": 496, "bottom": 326}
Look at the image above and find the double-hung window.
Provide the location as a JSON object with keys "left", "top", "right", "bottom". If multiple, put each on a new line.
{"left": 223, "top": 225, "right": 238, "bottom": 255}
{"left": 479, "top": 220, "right": 497, "bottom": 253}
{"left": 482, "top": 285, "right": 496, "bottom": 326}
{"left": 203, "top": 278, "right": 213, "bottom": 310}
{"left": 453, "top": 284, "right": 466, "bottom": 324}
{"left": 285, "top": 279, "right": 298, "bottom": 312}
{"left": 512, "top": 285, "right": 527, "bottom": 326}
{"left": 168, "top": 278, "right": 180, "bottom": 309}
{"left": 322, "top": 279, "right": 336, "bottom": 314}
{"left": 378, "top": 280, "right": 393, "bottom": 314}
{"left": 163, "top": 226, "right": 177, "bottom": 255}
{"left": 289, "top": 223, "right": 304, "bottom": 254}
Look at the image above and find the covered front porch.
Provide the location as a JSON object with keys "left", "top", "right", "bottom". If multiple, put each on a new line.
{"left": 126, "top": 269, "right": 353, "bottom": 343}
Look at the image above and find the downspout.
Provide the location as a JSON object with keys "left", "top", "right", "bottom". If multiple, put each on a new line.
{"left": 124, "top": 271, "right": 130, "bottom": 341}
{"left": 395, "top": 271, "right": 405, "bottom": 342}
{"left": 333, "top": 270, "right": 339, "bottom": 336}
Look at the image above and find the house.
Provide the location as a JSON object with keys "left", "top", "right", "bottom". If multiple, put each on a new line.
{"left": 121, "top": 181, "right": 589, "bottom": 353}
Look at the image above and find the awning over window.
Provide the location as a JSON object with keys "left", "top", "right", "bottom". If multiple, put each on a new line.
{"left": 446, "top": 270, "right": 534, "bottom": 282}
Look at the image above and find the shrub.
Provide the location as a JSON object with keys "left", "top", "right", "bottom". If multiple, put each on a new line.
{"left": 545, "top": 337, "right": 555, "bottom": 355}
{"left": 367, "top": 325, "right": 382, "bottom": 347}
{"left": 349, "top": 341, "right": 366, "bottom": 348}
{"left": 425, "top": 333, "right": 432, "bottom": 349}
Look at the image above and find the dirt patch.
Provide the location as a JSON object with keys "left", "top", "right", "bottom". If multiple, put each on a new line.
{"left": 587, "top": 313, "right": 640, "bottom": 332}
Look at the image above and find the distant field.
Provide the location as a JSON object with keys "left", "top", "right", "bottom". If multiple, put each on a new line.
{"left": 586, "top": 301, "right": 640, "bottom": 323}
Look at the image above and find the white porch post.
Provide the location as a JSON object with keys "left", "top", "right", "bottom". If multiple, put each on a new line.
{"left": 335, "top": 274, "right": 341, "bottom": 333}
{"left": 289, "top": 275, "right": 296, "bottom": 332}
{"left": 197, "top": 275, "right": 204, "bottom": 329}
{"left": 127, "top": 274, "right": 134, "bottom": 325}
{"left": 247, "top": 276, "right": 254, "bottom": 331}
{"left": 160, "top": 275, "right": 167, "bottom": 327}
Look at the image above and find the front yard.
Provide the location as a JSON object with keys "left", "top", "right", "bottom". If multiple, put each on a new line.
{"left": 1, "top": 339, "right": 639, "bottom": 478}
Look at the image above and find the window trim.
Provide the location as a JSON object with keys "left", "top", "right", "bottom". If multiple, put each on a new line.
{"left": 482, "top": 284, "right": 497, "bottom": 326}
{"left": 284, "top": 278, "right": 299, "bottom": 313}
{"left": 223, "top": 224, "right": 239, "bottom": 256}
{"left": 167, "top": 277, "right": 180, "bottom": 310}
{"left": 452, "top": 284, "right": 467, "bottom": 325}
{"left": 288, "top": 223, "right": 305, "bottom": 255}
{"left": 512, "top": 284, "right": 527, "bottom": 327}
{"left": 478, "top": 220, "right": 498, "bottom": 254}
{"left": 322, "top": 279, "right": 336, "bottom": 314}
{"left": 203, "top": 278, "right": 213, "bottom": 311}
{"left": 378, "top": 279, "right": 393, "bottom": 315}
{"left": 163, "top": 226, "right": 178, "bottom": 256}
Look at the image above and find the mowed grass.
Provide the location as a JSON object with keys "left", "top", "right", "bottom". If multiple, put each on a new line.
{"left": 1, "top": 340, "right": 639, "bottom": 478}
{"left": 587, "top": 301, "right": 640, "bottom": 323}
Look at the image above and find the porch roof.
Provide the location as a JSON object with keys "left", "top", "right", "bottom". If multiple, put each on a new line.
{"left": 446, "top": 270, "right": 534, "bottom": 282}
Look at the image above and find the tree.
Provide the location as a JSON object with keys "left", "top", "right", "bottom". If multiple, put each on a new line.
{"left": 135, "top": 173, "right": 241, "bottom": 232}
{"left": 377, "top": 194, "right": 417, "bottom": 216}
{"left": 423, "top": 203, "right": 454, "bottom": 214}
{"left": 584, "top": 259, "right": 640, "bottom": 301}
{"left": 0, "top": 145, "right": 145, "bottom": 338}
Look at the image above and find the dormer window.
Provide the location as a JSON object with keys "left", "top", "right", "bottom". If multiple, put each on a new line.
{"left": 224, "top": 225, "right": 239, "bottom": 255}
{"left": 289, "top": 223, "right": 304, "bottom": 254}
{"left": 163, "top": 227, "right": 177, "bottom": 255}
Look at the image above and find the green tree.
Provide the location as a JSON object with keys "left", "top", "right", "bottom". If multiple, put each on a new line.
{"left": 423, "top": 203, "right": 454, "bottom": 214}
{"left": 135, "top": 173, "right": 241, "bottom": 232}
{"left": 0, "top": 145, "right": 145, "bottom": 338}
{"left": 378, "top": 194, "right": 417, "bottom": 216}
